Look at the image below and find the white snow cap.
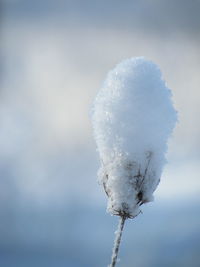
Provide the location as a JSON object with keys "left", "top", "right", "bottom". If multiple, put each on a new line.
{"left": 92, "top": 57, "right": 177, "bottom": 218}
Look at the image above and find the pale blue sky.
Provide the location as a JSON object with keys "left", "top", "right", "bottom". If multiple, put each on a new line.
{"left": 1, "top": 1, "right": 200, "bottom": 266}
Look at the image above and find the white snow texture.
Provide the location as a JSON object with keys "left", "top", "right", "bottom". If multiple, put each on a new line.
{"left": 92, "top": 57, "right": 177, "bottom": 218}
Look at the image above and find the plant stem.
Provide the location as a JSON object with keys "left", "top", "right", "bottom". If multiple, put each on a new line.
{"left": 109, "top": 216, "right": 126, "bottom": 267}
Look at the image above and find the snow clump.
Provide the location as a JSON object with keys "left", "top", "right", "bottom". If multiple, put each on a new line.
{"left": 92, "top": 57, "right": 177, "bottom": 218}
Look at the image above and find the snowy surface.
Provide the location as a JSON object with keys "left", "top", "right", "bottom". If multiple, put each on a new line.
{"left": 92, "top": 57, "right": 177, "bottom": 217}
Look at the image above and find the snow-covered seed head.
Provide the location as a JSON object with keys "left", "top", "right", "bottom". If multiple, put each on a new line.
{"left": 92, "top": 57, "right": 177, "bottom": 218}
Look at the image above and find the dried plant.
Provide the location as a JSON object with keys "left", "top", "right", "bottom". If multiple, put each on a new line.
{"left": 92, "top": 57, "right": 177, "bottom": 266}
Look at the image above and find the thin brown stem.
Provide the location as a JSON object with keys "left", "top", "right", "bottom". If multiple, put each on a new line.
{"left": 109, "top": 216, "right": 126, "bottom": 267}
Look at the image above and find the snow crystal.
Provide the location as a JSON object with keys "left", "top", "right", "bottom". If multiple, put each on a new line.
{"left": 92, "top": 57, "right": 177, "bottom": 218}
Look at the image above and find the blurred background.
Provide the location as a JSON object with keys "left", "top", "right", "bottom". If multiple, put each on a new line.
{"left": 1, "top": 0, "right": 200, "bottom": 266}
